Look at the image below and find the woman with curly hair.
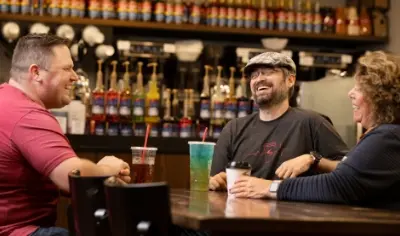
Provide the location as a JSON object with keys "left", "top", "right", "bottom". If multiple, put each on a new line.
{"left": 230, "top": 51, "right": 400, "bottom": 210}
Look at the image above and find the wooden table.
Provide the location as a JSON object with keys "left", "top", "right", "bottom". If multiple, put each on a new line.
{"left": 170, "top": 189, "right": 400, "bottom": 236}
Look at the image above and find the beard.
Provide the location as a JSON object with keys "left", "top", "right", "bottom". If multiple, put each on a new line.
{"left": 252, "top": 80, "right": 289, "bottom": 108}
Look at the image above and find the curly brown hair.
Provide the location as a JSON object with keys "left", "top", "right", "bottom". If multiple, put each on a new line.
{"left": 356, "top": 51, "right": 400, "bottom": 125}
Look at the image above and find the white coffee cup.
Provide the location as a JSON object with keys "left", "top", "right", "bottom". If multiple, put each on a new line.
{"left": 226, "top": 161, "right": 251, "bottom": 195}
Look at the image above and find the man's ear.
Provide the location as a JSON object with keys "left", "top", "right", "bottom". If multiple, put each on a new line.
{"left": 287, "top": 74, "right": 296, "bottom": 88}
{"left": 28, "top": 64, "right": 42, "bottom": 82}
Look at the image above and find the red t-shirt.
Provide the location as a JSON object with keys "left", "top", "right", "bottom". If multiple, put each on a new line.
{"left": 0, "top": 84, "right": 76, "bottom": 236}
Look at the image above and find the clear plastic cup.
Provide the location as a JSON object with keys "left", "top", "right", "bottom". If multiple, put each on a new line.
{"left": 188, "top": 141, "right": 216, "bottom": 191}
{"left": 131, "top": 147, "right": 158, "bottom": 183}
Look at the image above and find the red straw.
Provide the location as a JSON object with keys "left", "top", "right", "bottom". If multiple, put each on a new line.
{"left": 142, "top": 124, "right": 151, "bottom": 162}
{"left": 202, "top": 127, "right": 208, "bottom": 142}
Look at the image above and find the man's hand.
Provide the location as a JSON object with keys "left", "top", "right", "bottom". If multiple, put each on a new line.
{"left": 229, "top": 176, "right": 271, "bottom": 199}
{"left": 209, "top": 172, "right": 227, "bottom": 191}
{"left": 97, "top": 156, "right": 131, "bottom": 183}
{"left": 275, "top": 154, "right": 314, "bottom": 179}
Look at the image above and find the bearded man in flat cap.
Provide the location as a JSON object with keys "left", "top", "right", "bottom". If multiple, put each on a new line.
{"left": 209, "top": 52, "right": 349, "bottom": 197}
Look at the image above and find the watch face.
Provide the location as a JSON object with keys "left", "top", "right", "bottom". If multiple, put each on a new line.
{"left": 270, "top": 181, "right": 280, "bottom": 192}
{"left": 311, "top": 151, "right": 322, "bottom": 160}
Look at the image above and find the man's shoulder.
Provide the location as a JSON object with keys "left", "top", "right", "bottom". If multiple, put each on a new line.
{"left": 230, "top": 113, "right": 259, "bottom": 126}
{"left": 0, "top": 90, "right": 53, "bottom": 134}
{"left": 288, "top": 107, "right": 331, "bottom": 124}
{"left": 0, "top": 103, "right": 50, "bottom": 125}
{"left": 0, "top": 84, "right": 47, "bottom": 112}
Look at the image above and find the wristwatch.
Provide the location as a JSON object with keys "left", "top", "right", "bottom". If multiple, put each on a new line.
{"left": 310, "top": 151, "right": 322, "bottom": 168}
{"left": 269, "top": 180, "right": 281, "bottom": 193}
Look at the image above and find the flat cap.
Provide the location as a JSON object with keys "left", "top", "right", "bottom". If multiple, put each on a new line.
{"left": 244, "top": 51, "right": 296, "bottom": 76}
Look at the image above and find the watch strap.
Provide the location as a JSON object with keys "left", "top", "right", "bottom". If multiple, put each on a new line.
{"left": 310, "top": 151, "right": 322, "bottom": 169}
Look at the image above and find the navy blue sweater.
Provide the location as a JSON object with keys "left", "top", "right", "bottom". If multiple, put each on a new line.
{"left": 277, "top": 124, "right": 400, "bottom": 210}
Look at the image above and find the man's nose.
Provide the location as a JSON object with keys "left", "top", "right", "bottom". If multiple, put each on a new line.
{"left": 253, "top": 71, "right": 263, "bottom": 82}
{"left": 71, "top": 70, "right": 79, "bottom": 81}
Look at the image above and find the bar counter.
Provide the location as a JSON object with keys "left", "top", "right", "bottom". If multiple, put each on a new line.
{"left": 170, "top": 189, "right": 400, "bottom": 236}
{"left": 56, "top": 188, "right": 400, "bottom": 235}
{"left": 60, "top": 135, "right": 400, "bottom": 236}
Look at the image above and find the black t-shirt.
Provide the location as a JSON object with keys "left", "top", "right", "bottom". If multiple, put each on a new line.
{"left": 211, "top": 107, "right": 349, "bottom": 179}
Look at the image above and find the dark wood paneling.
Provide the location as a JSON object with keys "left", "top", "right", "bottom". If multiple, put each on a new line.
{"left": 66, "top": 134, "right": 213, "bottom": 155}
{"left": 56, "top": 196, "right": 70, "bottom": 230}
{"left": 77, "top": 152, "right": 190, "bottom": 188}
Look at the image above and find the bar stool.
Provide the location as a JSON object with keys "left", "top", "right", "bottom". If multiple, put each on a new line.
{"left": 68, "top": 170, "right": 112, "bottom": 236}
{"left": 104, "top": 177, "right": 172, "bottom": 236}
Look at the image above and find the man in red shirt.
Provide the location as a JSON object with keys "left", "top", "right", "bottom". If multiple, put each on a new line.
{"left": 0, "top": 34, "right": 130, "bottom": 236}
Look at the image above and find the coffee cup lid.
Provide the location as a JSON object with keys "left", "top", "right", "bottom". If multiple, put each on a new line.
{"left": 226, "top": 161, "right": 251, "bottom": 169}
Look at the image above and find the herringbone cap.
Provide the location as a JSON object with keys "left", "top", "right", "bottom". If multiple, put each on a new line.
{"left": 244, "top": 52, "right": 296, "bottom": 77}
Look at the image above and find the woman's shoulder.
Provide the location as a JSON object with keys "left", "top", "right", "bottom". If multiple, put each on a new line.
{"left": 370, "top": 124, "right": 400, "bottom": 137}
{"left": 358, "top": 124, "right": 400, "bottom": 148}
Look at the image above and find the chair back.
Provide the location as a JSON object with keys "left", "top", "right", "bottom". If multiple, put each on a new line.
{"left": 68, "top": 170, "right": 111, "bottom": 236}
{"left": 104, "top": 177, "right": 172, "bottom": 236}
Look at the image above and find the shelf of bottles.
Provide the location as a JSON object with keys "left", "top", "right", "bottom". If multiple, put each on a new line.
{"left": 0, "top": 0, "right": 385, "bottom": 38}
{"left": 85, "top": 56, "right": 256, "bottom": 140}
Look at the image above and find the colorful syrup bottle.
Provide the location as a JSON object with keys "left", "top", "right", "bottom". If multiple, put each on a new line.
{"left": 211, "top": 66, "right": 225, "bottom": 126}
{"left": 161, "top": 88, "right": 175, "bottom": 137}
{"left": 197, "top": 65, "right": 212, "bottom": 138}
{"left": 224, "top": 67, "right": 237, "bottom": 121}
{"left": 128, "top": 0, "right": 138, "bottom": 20}
{"left": 276, "top": 0, "right": 286, "bottom": 31}
{"left": 88, "top": 0, "right": 101, "bottom": 18}
{"left": 119, "top": 61, "right": 133, "bottom": 136}
{"left": 91, "top": 60, "right": 106, "bottom": 135}
{"left": 133, "top": 62, "right": 145, "bottom": 122}
{"left": 258, "top": 0, "right": 267, "bottom": 29}
{"left": 179, "top": 89, "right": 193, "bottom": 138}
{"left": 286, "top": 0, "right": 295, "bottom": 31}
{"left": 91, "top": 60, "right": 106, "bottom": 121}
{"left": 226, "top": 0, "right": 235, "bottom": 28}
{"left": 106, "top": 60, "right": 120, "bottom": 136}
{"left": 235, "top": 0, "right": 244, "bottom": 28}
{"left": 154, "top": 0, "right": 165, "bottom": 22}
{"left": 237, "top": 67, "right": 250, "bottom": 118}
{"left": 145, "top": 62, "right": 160, "bottom": 137}
{"left": 118, "top": 0, "right": 129, "bottom": 20}
{"left": 171, "top": 88, "right": 180, "bottom": 137}
{"left": 133, "top": 61, "right": 146, "bottom": 136}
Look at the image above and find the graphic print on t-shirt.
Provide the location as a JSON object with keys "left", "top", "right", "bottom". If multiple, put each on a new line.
{"left": 245, "top": 141, "right": 283, "bottom": 164}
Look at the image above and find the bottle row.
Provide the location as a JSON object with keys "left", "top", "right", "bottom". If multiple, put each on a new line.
{"left": 55, "top": 57, "right": 262, "bottom": 138}
{"left": 0, "top": 0, "right": 377, "bottom": 36}
{"left": 87, "top": 107, "right": 255, "bottom": 138}
{"left": 88, "top": 59, "right": 258, "bottom": 124}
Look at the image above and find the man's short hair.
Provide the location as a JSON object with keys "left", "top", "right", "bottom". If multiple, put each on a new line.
{"left": 10, "top": 34, "right": 70, "bottom": 78}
